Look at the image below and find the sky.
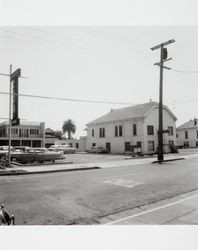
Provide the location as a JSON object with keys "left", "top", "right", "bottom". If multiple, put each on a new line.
{"left": 1, "top": 26, "right": 198, "bottom": 137}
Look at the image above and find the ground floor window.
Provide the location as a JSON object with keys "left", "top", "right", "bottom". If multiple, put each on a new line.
{"left": 196, "top": 141, "right": 198, "bottom": 147}
{"left": 148, "top": 141, "right": 154, "bottom": 151}
{"left": 32, "top": 140, "right": 41, "bottom": 147}
{"left": 92, "top": 143, "right": 96, "bottom": 147}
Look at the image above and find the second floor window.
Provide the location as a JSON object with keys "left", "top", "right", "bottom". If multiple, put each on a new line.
{"left": 99, "top": 127, "right": 105, "bottom": 138}
{"left": 197, "top": 130, "right": 198, "bottom": 138}
{"left": 147, "top": 125, "right": 154, "bottom": 135}
{"left": 133, "top": 124, "right": 137, "bottom": 136}
{"left": 92, "top": 129, "right": 94, "bottom": 137}
{"left": 115, "top": 126, "right": 123, "bottom": 137}
{"left": 168, "top": 126, "right": 173, "bottom": 135}
{"left": 119, "top": 126, "right": 122, "bottom": 136}
{"left": 185, "top": 131, "right": 188, "bottom": 139}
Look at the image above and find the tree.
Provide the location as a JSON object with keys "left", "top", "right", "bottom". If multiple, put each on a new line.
{"left": 62, "top": 119, "right": 76, "bottom": 139}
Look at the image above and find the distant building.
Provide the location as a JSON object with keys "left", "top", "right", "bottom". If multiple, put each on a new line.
{"left": 55, "top": 136, "right": 87, "bottom": 152}
{"left": 176, "top": 118, "right": 198, "bottom": 148}
{"left": 86, "top": 102, "right": 177, "bottom": 154}
{"left": 45, "top": 128, "right": 61, "bottom": 148}
{"left": 0, "top": 120, "right": 45, "bottom": 147}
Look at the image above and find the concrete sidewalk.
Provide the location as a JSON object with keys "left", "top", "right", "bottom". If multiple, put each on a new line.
{"left": 0, "top": 152, "right": 198, "bottom": 176}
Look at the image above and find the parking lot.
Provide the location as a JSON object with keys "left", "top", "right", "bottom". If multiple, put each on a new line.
{"left": 62, "top": 147, "right": 198, "bottom": 164}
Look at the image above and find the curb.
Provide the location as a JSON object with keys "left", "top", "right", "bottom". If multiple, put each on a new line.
{"left": 0, "top": 166, "right": 101, "bottom": 176}
{"left": 152, "top": 158, "right": 185, "bottom": 163}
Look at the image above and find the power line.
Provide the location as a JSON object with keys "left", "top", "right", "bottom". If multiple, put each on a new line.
{"left": 170, "top": 68, "right": 198, "bottom": 73}
{"left": 0, "top": 91, "right": 135, "bottom": 106}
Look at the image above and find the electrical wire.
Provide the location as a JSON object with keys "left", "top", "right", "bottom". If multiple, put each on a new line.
{"left": 170, "top": 68, "right": 198, "bottom": 73}
{"left": 0, "top": 91, "right": 135, "bottom": 106}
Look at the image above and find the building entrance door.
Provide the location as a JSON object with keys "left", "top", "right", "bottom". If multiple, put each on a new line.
{"left": 106, "top": 142, "right": 111, "bottom": 152}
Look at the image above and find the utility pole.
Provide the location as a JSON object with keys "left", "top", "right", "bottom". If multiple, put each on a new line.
{"left": 151, "top": 39, "right": 175, "bottom": 162}
{"left": 8, "top": 65, "right": 12, "bottom": 166}
{"left": 0, "top": 66, "right": 24, "bottom": 166}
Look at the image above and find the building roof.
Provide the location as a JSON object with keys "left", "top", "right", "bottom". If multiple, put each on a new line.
{"left": 87, "top": 102, "right": 177, "bottom": 126}
{"left": 177, "top": 118, "right": 198, "bottom": 130}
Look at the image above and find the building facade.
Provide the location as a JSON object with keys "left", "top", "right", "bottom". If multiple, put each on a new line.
{"left": 86, "top": 102, "right": 177, "bottom": 154}
{"left": 0, "top": 121, "right": 45, "bottom": 147}
{"left": 176, "top": 118, "right": 198, "bottom": 148}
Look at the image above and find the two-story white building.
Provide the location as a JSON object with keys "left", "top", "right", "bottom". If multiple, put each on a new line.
{"left": 0, "top": 120, "right": 45, "bottom": 147}
{"left": 176, "top": 118, "right": 198, "bottom": 148}
{"left": 86, "top": 102, "right": 177, "bottom": 154}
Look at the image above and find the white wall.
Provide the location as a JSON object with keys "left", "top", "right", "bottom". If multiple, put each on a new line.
{"left": 176, "top": 128, "right": 198, "bottom": 148}
{"left": 86, "top": 106, "right": 176, "bottom": 154}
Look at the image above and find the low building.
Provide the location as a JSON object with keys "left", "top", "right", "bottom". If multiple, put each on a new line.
{"left": 45, "top": 128, "right": 61, "bottom": 148}
{"left": 176, "top": 118, "right": 198, "bottom": 148}
{"left": 55, "top": 136, "right": 87, "bottom": 152}
{"left": 0, "top": 120, "right": 45, "bottom": 147}
{"left": 86, "top": 102, "right": 177, "bottom": 154}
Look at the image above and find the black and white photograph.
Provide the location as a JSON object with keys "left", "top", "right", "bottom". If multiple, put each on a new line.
{"left": 0, "top": 0, "right": 198, "bottom": 249}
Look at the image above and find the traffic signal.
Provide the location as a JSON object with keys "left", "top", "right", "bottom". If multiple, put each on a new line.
{"left": 163, "top": 48, "right": 168, "bottom": 60}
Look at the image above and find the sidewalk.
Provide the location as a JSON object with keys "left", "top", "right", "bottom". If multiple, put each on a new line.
{"left": 0, "top": 152, "right": 198, "bottom": 176}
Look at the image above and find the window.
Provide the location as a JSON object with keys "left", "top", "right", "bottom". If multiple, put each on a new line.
{"left": 115, "top": 125, "right": 122, "bottom": 137}
{"left": 92, "top": 129, "right": 94, "bottom": 137}
{"left": 92, "top": 143, "right": 96, "bottom": 147}
{"left": 147, "top": 125, "right": 154, "bottom": 135}
{"left": 148, "top": 141, "right": 154, "bottom": 151}
{"left": 197, "top": 130, "right": 198, "bottom": 139}
{"left": 115, "top": 126, "right": 118, "bottom": 137}
{"left": 11, "top": 128, "right": 18, "bottom": 135}
{"left": 30, "top": 129, "right": 39, "bottom": 135}
{"left": 196, "top": 141, "right": 198, "bottom": 147}
{"left": 185, "top": 131, "right": 188, "bottom": 139}
{"left": 76, "top": 143, "right": 79, "bottom": 148}
{"left": 119, "top": 126, "right": 122, "bottom": 136}
{"left": 168, "top": 126, "right": 173, "bottom": 135}
{"left": 99, "top": 128, "right": 105, "bottom": 138}
{"left": 176, "top": 133, "right": 178, "bottom": 138}
{"left": 133, "top": 124, "right": 137, "bottom": 136}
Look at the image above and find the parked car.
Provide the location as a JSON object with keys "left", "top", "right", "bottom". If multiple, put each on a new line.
{"left": 86, "top": 146, "right": 109, "bottom": 153}
{"left": 0, "top": 146, "right": 13, "bottom": 160}
{"left": 8, "top": 147, "right": 65, "bottom": 164}
{"left": 48, "top": 145, "right": 76, "bottom": 154}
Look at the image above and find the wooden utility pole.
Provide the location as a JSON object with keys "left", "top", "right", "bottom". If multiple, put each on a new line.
{"left": 151, "top": 39, "right": 175, "bottom": 162}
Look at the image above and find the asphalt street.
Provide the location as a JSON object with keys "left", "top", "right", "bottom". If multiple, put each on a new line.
{"left": 0, "top": 154, "right": 198, "bottom": 225}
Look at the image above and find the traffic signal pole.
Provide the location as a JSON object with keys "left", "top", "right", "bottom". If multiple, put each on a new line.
{"left": 151, "top": 39, "right": 175, "bottom": 163}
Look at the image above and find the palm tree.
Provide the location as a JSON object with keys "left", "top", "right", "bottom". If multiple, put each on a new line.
{"left": 62, "top": 119, "right": 76, "bottom": 139}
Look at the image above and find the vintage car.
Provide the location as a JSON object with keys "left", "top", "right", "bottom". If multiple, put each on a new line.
{"left": 0, "top": 146, "right": 13, "bottom": 160}
{"left": 86, "top": 146, "right": 109, "bottom": 153}
{"left": 8, "top": 147, "right": 65, "bottom": 164}
{"left": 48, "top": 144, "right": 76, "bottom": 154}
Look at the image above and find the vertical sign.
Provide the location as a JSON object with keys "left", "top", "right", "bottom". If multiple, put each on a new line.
{"left": 11, "top": 68, "right": 21, "bottom": 126}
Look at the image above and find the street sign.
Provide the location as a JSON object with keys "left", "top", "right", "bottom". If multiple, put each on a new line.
{"left": 11, "top": 68, "right": 21, "bottom": 126}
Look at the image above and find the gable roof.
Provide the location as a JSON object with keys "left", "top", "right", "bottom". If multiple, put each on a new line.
{"left": 177, "top": 119, "right": 198, "bottom": 130}
{"left": 87, "top": 102, "right": 176, "bottom": 126}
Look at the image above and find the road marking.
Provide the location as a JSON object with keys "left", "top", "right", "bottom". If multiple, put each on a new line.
{"left": 105, "top": 192, "right": 198, "bottom": 225}
{"left": 93, "top": 172, "right": 143, "bottom": 181}
{"left": 103, "top": 178, "right": 143, "bottom": 188}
